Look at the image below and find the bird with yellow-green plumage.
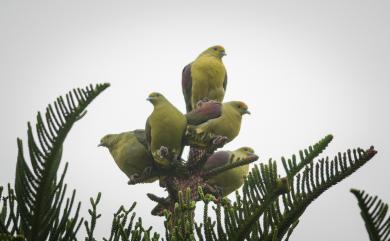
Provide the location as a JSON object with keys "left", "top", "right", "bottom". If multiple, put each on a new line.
{"left": 204, "top": 147, "right": 257, "bottom": 196}
{"left": 182, "top": 45, "right": 227, "bottom": 112}
{"left": 145, "top": 92, "right": 187, "bottom": 168}
{"left": 187, "top": 101, "right": 250, "bottom": 147}
{"left": 99, "top": 130, "right": 157, "bottom": 183}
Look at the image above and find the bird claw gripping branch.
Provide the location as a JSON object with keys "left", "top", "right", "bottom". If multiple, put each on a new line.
{"left": 157, "top": 146, "right": 170, "bottom": 159}
{"left": 211, "top": 135, "right": 228, "bottom": 148}
{"left": 185, "top": 127, "right": 228, "bottom": 150}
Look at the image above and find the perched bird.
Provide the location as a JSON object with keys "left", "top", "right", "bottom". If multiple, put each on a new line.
{"left": 188, "top": 101, "right": 250, "bottom": 145}
{"left": 99, "top": 130, "right": 157, "bottom": 183}
{"left": 204, "top": 147, "right": 257, "bottom": 196}
{"left": 146, "top": 92, "right": 187, "bottom": 168}
{"left": 182, "top": 45, "right": 227, "bottom": 112}
{"left": 185, "top": 100, "right": 222, "bottom": 125}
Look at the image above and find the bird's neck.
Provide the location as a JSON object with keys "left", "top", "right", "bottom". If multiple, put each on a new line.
{"left": 197, "top": 53, "right": 222, "bottom": 61}
{"left": 224, "top": 106, "right": 242, "bottom": 121}
{"left": 153, "top": 101, "right": 166, "bottom": 108}
{"left": 107, "top": 138, "right": 120, "bottom": 147}
{"left": 153, "top": 101, "right": 175, "bottom": 112}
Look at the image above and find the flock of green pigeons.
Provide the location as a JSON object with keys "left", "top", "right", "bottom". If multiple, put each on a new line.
{"left": 99, "top": 45, "right": 256, "bottom": 197}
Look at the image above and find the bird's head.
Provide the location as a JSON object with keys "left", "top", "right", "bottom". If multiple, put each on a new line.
{"left": 202, "top": 45, "right": 226, "bottom": 59}
{"left": 98, "top": 134, "right": 114, "bottom": 148}
{"left": 235, "top": 147, "right": 258, "bottom": 160}
{"left": 228, "top": 101, "right": 251, "bottom": 115}
{"left": 146, "top": 92, "right": 166, "bottom": 105}
{"left": 236, "top": 147, "right": 255, "bottom": 155}
{"left": 236, "top": 146, "right": 255, "bottom": 155}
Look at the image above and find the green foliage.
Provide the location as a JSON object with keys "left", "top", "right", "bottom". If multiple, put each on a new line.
{"left": 0, "top": 84, "right": 379, "bottom": 241}
{"left": 85, "top": 193, "right": 102, "bottom": 241}
{"left": 90, "top": 198, "right": 160, "bottom": 241}
{"left": 351, "top": 189, "right": 390, "bottom": 241}
{"left": 185, "top": 138, "right": 376, "bottom": 241}
{"left": 2, "top": 83, "right": 109, "bottom": 240}
{"left": 267, "top": 146, "right": 376, "bottom": 240}
{"left": 164, "top": 188, "right": 197, "bottom": 241}
{"left": 0, "top": 185, "right": 20, "bottom": 239}
{"left": 141, "top": 136, "right": 375, "bottom": 241}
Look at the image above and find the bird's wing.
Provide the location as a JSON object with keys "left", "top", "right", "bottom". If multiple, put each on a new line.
{"left": 145, "top": 118, "right": 152, "bottom": 151}
{"left": 133, "top": 129, "right": 148, "bottom": 149}
{"left": 182, "top": 63, "right": 193, "bottom": 112}
{"left": 223, "top": 71, "right": 228, "bottom": 92}
{"left": 185, "top": 101, "right": 222, "bottom": 125}
{"left": 203, "top": 151, "right": 230, "bottom": 171}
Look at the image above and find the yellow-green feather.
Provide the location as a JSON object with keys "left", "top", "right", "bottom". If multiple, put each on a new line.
{"left": 195, "top": 102, "right": 242, "bottom": 142}
{"left": 101, "top": 131, "right": 157, "bottom": 183}
{"left": 191, "top": 54, "right": 226, "bottom": 109}
{"left": 148, "top": 99, "right": 187, "bottom": 167}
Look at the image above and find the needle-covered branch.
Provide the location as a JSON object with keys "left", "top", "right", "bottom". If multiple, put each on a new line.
{"left": 351, "top": 188, "right": 390, "bottom": 241}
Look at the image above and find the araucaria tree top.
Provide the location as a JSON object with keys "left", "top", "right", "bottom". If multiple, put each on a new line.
{"left": 0, "top": 46, "right": 379, "bottom": 241}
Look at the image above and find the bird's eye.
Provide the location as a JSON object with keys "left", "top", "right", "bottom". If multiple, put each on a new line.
{"left": 213, "top": 47, "right": 218, "bottom": 51}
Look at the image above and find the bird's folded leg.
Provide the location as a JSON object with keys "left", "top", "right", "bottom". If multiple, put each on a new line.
{"left": 195, "top": 97, "right": 214, "bottom": 109}
{"left": 201, "top": 97, "right": 210, "bottom": 102}
{"left": 185, "top": 125, "right": 196, "bottom": 138}
{"left": 139, "top": 166, "right": 154, "bottom": 180}
{"left": 185, "top": 128, "right": 228, "bottom": 150}
{"left": 142, "top": 166, "right": 153, "bottom": 176}
{"left": 127, "top": 166, "right": 159, "bottom": 185}
{"left": 127, "top": 173, "right": 141, "bottom": 185}
{"left": 210, "top": 135, "right": 228, "bottom": 149}
{"left": 157, "top": 146, "right": 169, "bottom": 159}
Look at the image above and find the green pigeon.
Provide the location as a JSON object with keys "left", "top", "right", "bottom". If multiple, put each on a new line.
{"left": 182, "top": 45, "right": 227, "bottom": 112}
{"left": 99, "top": 130, "right": 157, "bottom": 183}
{"left": 188, "top": 101, "right": 250, "bottom": 146}
{"left": 204, "top": 147, "right": 257, "bottom": 196}
{"left": 146, "top": 92, "right": 187, "bottom": 168}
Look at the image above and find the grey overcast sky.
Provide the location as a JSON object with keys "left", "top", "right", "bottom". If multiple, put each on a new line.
{"left": 0, "top": 0, "right": 389, "bottom": 240}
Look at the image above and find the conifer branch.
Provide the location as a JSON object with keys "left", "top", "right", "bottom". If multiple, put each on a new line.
{"left": 271, "top": 146, "right": 377, "bottom": 240}
{"left": 0, "top": 79, "right": 380, "bottom": 241}
{"left": 230, "top": 187, "right": 286, "bottom": 241}
{"left": 84, "top": 193, "right": 102, "bottom": 241}
{"left": 14, "top": 83, "right": 110, "bottom": 240}
{"left": 281, "top": 134, "right": 333, "bottom": 180}
{"left": 351, "top": 189, "right": 390, "bottom": 241}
